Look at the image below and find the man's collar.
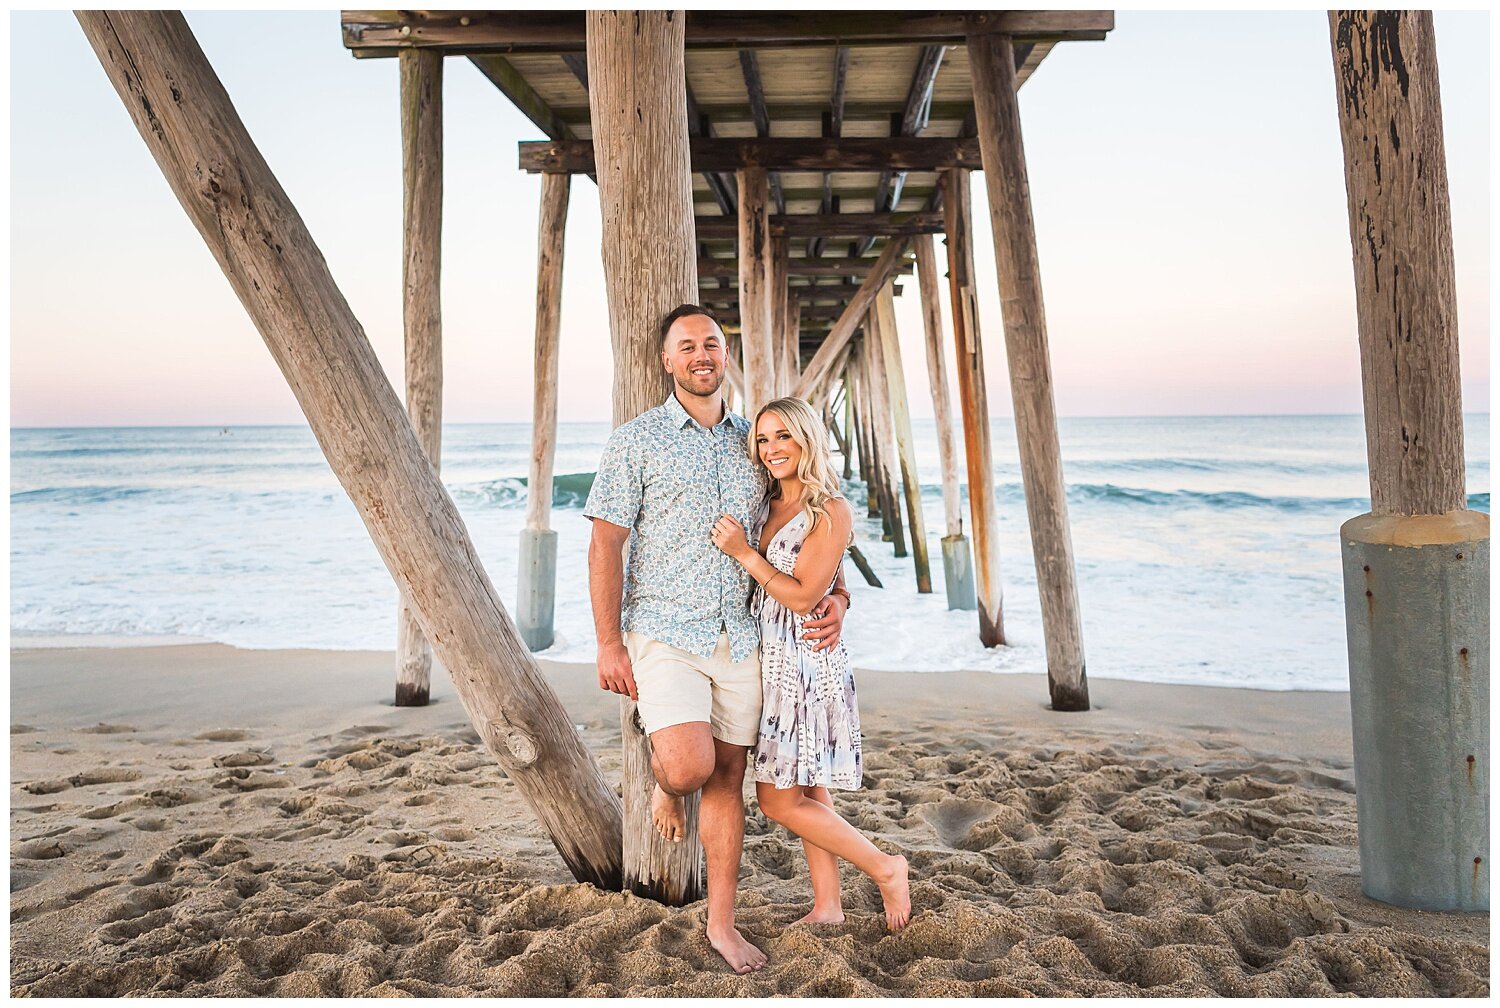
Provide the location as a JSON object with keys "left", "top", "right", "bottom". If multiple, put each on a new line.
{"left": 662, "top": 390, "right": 732, "bottom": 431}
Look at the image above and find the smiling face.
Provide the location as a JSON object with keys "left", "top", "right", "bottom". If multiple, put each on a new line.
{"left": 660, "top": 313, "right": 726, "bottom": 399}
{"left": 755, "top": 411, "right": 804, "bottom": 481}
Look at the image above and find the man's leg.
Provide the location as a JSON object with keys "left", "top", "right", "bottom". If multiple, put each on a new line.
{"left": 700, "top": 737, "right": 766, "bottom": 973}
{"left": 647, "top": 721, "right": 715, "bottom": 842}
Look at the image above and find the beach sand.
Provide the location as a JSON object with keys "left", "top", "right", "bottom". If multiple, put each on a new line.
{"left": 10, "top": 644, "right": 1488, "bottom": 996}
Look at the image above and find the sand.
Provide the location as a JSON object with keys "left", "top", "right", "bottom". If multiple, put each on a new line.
{"left": 10, "top": 643, "right": 1489, "bottom": 996}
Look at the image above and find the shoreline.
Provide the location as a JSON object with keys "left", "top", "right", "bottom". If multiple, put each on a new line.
{"left": 11, "top": 634, "right": 1355, "bottom": 696}
{"left": 11, "top": 644, "right": 1485, "bottom": 995}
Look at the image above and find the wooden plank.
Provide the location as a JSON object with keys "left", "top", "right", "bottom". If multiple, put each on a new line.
{"left": 585, "top": 11, "right": 706, "bottom": 902}
{"left": 737, "top": 49, "right": 784, "bottom": 215}
{"left": 702, "top": 278, "right": 905, "bottom": 300}
{"left": 698, "top": 256, "right": 914, "bottom": 278}
{"left": 875, "top": 282, "right": 932, "bottom": 590}
{"left": 1330, "top": 12, "right": 1466, "bottom": 517}
{"left": 971, "top": 31, "right": 1086, "bottom": 711}
{"left": 344, "top": 11, "right": 1117, "bottom": 54}
{"left": 469, "top": 54, "right": 574, "bottom": 141}
{"left": 941, "top": 167, "right": 1005, "bottom": 648}
{"left": 696, "top": 210, "right": 943, "bottom": 240}
{"left": 343, "top": 11, "right": 1116, "bottom": 54}
{"left": 78, "top": 9, "right": 625, "bottom": 889}
{"left": 396, "top": 48, "right": 444, "bottom": 707}
{"left": 794, "top": 237, "right": 910, "bottom": 398}
{"left": 521, "top": 136, "right": 983, "bottom": 174}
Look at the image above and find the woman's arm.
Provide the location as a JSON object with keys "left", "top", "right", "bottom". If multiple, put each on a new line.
{"left": 713, "top": 499, "right": 853, "bottom": 616}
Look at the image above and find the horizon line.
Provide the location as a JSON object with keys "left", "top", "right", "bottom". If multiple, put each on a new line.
{"left": 9, "top": 410, "right": 1494, "bottom": 432}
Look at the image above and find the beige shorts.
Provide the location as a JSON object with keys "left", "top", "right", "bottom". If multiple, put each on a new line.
{"left": 625, "top": 631, "right": 762, "bottom": 747}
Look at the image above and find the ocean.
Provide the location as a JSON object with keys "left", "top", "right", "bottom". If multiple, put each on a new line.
{"left": 10, "top": 414, "right": 1489, "bottom": 691}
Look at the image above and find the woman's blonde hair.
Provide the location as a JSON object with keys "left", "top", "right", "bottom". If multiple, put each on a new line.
{"left": 750, "top": 396, "right": 844, "bottom": 532}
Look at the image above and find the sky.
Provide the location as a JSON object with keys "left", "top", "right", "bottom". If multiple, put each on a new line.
{"left": 8, "top": 10, "right": 1491, "bottom": 427}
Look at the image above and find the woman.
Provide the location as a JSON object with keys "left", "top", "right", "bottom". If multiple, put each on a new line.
{"left": 710, "top": 396, "right": 911, "bottom": 932}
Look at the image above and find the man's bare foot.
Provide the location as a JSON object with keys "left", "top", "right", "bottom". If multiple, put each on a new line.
{"left": 793, "top": 906, "right": 845, "bottom": 925}
{"left": 875, "top": 854, "right": 911, "bottom": 931}
{"left": 651, "top": 784, "right": 686, "bottom": 843}
{"left": 706, "top": 924, "right": 768, "bottom": 974}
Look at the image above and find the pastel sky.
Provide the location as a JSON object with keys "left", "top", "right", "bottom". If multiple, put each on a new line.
{"left": 9, "top": 10, "right": 1491, "bottom": 427}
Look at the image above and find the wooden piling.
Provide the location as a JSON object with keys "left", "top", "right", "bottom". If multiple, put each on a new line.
{"left": 1330, "top": 10, "right": 1488, "bottom": 912}
{"left": 842, "top": 364, "right": 856, "bottom": 479}
{"left": 970, "top": 31, "right": 1087, "bottom": 710}
{"left": 771, "top": 234, "right": 791, "bottom": 396}
{"left": 864, "top": 310, "right": 907, "bottom": 558}
{"left": 738, "top": 167, "right": 776, "bottom": 413}
{"left": 875, "top": 283, "right": 932, "bottom": 591}
{"left": 518, "top": 171, "right": 570, "bottom": 651}
{"left": 586, "top": 10, "right": 706, "bottom": 905}
{"left": 915, "top": 233, "right": 977, "bottom": 610}
{"left": 941, "top": 168, "right": 1005, "bottom": 646}
{"left": 794, "top": 237, "right": 910, "bottom": 399}
{"left": 395, "top": 47, "right": 443, "bottom": 707}
{"left": 76, "top": 9, "right": 624, "bottom": 888}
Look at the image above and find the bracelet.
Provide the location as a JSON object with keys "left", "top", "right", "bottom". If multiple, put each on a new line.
{"left": 763, "top": 571, "right": 782, "bottom": 590}
{"left": 829, "top": 586, "right": 852, "bottom": 609}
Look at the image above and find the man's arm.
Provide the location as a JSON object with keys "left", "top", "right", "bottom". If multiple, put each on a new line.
{"left": 588, "top": 518, "right": 637, "bottom": 701}
{"left": 802, "top": 556, "right": 850, "bottom": 653}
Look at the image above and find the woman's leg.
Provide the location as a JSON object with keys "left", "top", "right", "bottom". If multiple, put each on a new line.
{"left": 797, "top": 786, "right": 844, "bottom": 923}
{"left": 757, "top": 780, "right": 910, "bottom": 930}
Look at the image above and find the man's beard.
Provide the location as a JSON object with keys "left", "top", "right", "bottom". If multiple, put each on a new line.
{"left": 676, "top": 368, "right": 724, "bottom": 398}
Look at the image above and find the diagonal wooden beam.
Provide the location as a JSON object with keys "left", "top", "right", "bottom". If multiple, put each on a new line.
{"left": 795, "top": 237, "right": 912, "bottom": 399}
{"left": 859, "top": 43, "right": 947, "bottom": 256}
{"left": 468, "top": 54, "right": 574, "bottom": 141}
{"left": 84, "top": 8, "right": 624, "bottom": 888}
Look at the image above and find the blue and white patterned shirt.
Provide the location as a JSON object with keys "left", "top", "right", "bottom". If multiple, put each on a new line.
{"left": 584, "top": 392, "right": 768, "bottom": 662}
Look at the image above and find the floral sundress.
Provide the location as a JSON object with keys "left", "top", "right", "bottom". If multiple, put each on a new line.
{"left": 750, "top": 500, "right": 863, "bottom": 791}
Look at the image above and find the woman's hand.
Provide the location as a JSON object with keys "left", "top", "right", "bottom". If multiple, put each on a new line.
{"left": 710, "top": 514, "right": 751, "bottom": 561}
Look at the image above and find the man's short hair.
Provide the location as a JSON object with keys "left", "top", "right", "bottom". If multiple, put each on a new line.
{"left": 659, "top": 304, "right": 721, "bottom": 346}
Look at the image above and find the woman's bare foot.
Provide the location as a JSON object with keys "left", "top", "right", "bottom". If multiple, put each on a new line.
{"left": 651, "top": 784, "right": 686, "bottom": 843}
{"left": 875, "top": 854, "right": 911, "bottom": 931}
{"left": 706, "top": 924, "right": 768, "bottom": 974}
{"left": 793, "top": 905, "right": 845, "bottom": 925}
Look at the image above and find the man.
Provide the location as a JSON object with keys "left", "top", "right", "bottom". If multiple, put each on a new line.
{"left": 584, "top": 304, "right": 849, "bottom": 974}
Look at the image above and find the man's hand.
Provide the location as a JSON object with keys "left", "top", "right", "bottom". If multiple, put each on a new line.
{"left": 597, "top": 641, "right": 638, "bottom": 701}
{"left": 801, "top": 593, "right": 847, "bottom": 653}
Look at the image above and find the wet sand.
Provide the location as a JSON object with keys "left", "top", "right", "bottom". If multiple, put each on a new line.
{"left": 10, "top": 644, "right": 1489, "bottom": 996}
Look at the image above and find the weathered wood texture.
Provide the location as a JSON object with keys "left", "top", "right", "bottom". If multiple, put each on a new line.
{"left": 970, "top": 32, "right": 1086, "bottom": 711}
{"left": 527, "top": 172, "right": 569, "bottom": 532}
{"left": 75, "top": 9, "right": 624, "bottom": 887}
{"left": 1329, "top": 11, "right": 1466, "bottom": 516}
{"left": 941, "top": 168, "right": 1005, "bottom": 647}
{"left": 697, "top": 211, "right": 942, "bottom": 240}
{"left": 875, "top": 283, "right": 932, "bottom": 591}
{"left": 343, "top": 11, "right": 1116, "bottom": 54}
{"left": 784, "top": 293, "right": 802, "bottom": 396}
{"left": 864, "top": 308, "right": 908, "bottom": 558}
{"left": 914, "top": 234, "right": 964, "bottom": 538}
{"left": 770, "top": 235, "right": 791, "bottom": 396}
{"left": 585, "top": 10, "right": 706, "bottom": 905}
{"left": 842, "top": 364, "right": 856, "bottom": 479}
{"left": 396, "top": 47, "right": 444, "bottom": 707}
{"left": 795, "top": 237, "right": 911, "bottom": 399}
{"left": 738, "top": 167, "right": 777, "bottom": 414}
{"left": 698, "top": 257, "right": 914, "bottom": 279}
{"left": 520, "top": 136, "right": 984, "bottom": 174}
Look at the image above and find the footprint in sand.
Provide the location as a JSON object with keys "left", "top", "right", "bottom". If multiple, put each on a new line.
{"left": 76, "top": 724, "right": 138, "bottom": 735}
{"left": 921, "top": 798, "right": 1034, "bottom": 851}
{"left": 195, "top": 729, "right": 252, "bottom": 742}
{"left": 213, "top": 751, "right": 275, "bottom": 768}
